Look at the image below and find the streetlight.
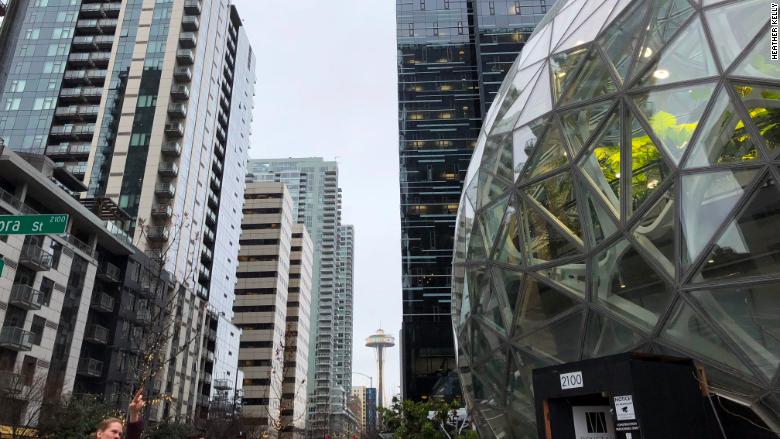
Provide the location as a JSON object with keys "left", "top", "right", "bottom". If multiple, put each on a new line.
{"left": 352, "top": 371, "right": 373, "bottom": 389}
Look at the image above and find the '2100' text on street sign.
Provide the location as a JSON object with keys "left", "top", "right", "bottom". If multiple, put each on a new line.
{"left": 0, "top": 214, "right": 69, "bottom": 235}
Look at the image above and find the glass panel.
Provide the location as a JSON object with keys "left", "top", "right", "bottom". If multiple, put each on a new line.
{"left": 578, "top": 112, "right": 621, "bottom": 213}
{"left": 661, "top": 300, "right": 755, "bottom": 375}
{"left": 592, "top": 238, "right": 675, "bottom": 330}
{"left": 550, "top": 0, "right": 587, "bottom": 48}
{"left": 550, "top": 47, "right": 589, "bottom": 102}
{"left": 599, "top": 0, "right": 647, "bottom": 81}
{"left": 495, "top": 61, "right": 546, "bottom": 129}
{"left": 516, "top": 310, "right": 584, "bottom": 362}
{"left": 636, "top": 17, "right": 718, "bottom": 88}
{"left": 735, "top": 37, "right": 780, "bottom": 80}
{"left": 525, "top": 171, "right": 582, "bottom": 239}
{"left": 534, "top": 260, "right": 587, "bottom": 298}
{"left": 628, "top": 112, "right": 670, "bottom": 213}
{"left": 522, "top": 123, "right": 569, "bottom": 181}
{"left": 631, "top": 187, "right": 675, "bottom": 277}
{"left": 481, "top": 194, "right": 510, "bottom": 246}
{"left": 514, "top": 276, "right": 579, "bottom": 335}
{"left": 560, "top": 99, "right": 614, "bottom": 156}
{"left": 634, "top": 82, "right": 716, "bottom": 165}
{"left": 684, "top": 88, "right": 759, "bottom": 168}
{"left": 464, "top": 265, "right": 489, "bottom": 323}
{"left": 582, "top": 184, "right": 619, "bottom": 246}
{"left": 632, "top": 0, "right": 695, "bottom": 79}
{"left": 556, "top": 0, "right": 619, "bottom": 53}
{"left": 471, "top": 320, "right": 504, "bottom": 363}
{"left": 680, "top": 168, "right": 758, "bottom": 267}
{"left": 507, "top": 351, "right": 552, "bottom": 425}
{"left": 584, "top": 311, "right": 646, "bottom": 358}
{"left": 467, "top": 218, "right": 489, "bottom": 262}
{"left": 495, "top": 199, "right": 523, "bottom": 267}
{"left": 704, "top": 0, "right": 765, "bottom": 69}
{"left": 514, "top": 62, "right": 553, "bottom": 129}
{"left": 521, "top": 201, "right": 581, "bottom": 266}
{"left": 492, "top": 266, "right": 524, "bottom": 325}
{"left": 690, "top": 285, "right": 780, "bottom": 379}
{"left": 473, "top": 167, "right": 513, "bottom": 210}
{"left": 735, "top": 83, "right": 780, "bottom": 155}
{"left": 480, "top": 133, "right": 514, "bottom": 185}
{"left": 693, "top": 174, "right": 780, "bottom": 282}
{"left": 559, "top": 50, "right": 619, "bottom": 105}
{"left": 477, "top": 283, "right": 510, "bottom": 335}
{"left": 513, "top": 116, "right": 550, "bottom": 182}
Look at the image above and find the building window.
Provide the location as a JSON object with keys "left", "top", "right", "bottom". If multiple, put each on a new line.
{"left": 489, "top": 1, "right": 495, "bottom": 15}
{"left": 30, "top": 316, "right": 46, "bottom": 345}
{"left": 408, "top": 23, "right": 414, "bottom": 37}
{"left": 419, "top": 0, "right": 425, "bottom": 10}
{"left": 4, "top": 98, "right": 21, "bottom": 111}
{"left": 9, "top": 80, "right": 26, "bottom": 93}
{"left": 24, "top": 28, "right": 40, "bottom": 40}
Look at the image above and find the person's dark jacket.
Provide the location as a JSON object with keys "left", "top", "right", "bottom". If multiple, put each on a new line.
{"left": 126, "top": 418, "right": 144, "bottom": 439}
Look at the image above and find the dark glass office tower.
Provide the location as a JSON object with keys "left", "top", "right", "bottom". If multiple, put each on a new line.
{"left": 396, "top": 0, "right": 555, "bottom": 401}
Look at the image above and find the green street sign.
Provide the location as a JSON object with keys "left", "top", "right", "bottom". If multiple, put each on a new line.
{"left": 0, "top": 214, "right": 69, "bottom": 235}
{"left": 0, "top": 258, "right": 4, "bottom": 277}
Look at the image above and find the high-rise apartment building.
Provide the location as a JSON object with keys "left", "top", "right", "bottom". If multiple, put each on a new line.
{"left": 246, "top": 158, "right": 354, "bottom": 437}
{"left": 284, "top": 224, "right": 313, "bottom": 438}
{"left": 350, "top": 386, "right": 377, "bottom": 436}
{"left": 234, "top": 182, "right": 313, "bottom": 438}
{"left": 396, "top": 0, "right": 555, "bottom": 401}
{"left": 0, "top": 0, "right": 256, "bottom": 419}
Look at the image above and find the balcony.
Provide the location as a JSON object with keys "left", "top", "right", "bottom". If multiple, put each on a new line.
{"left": 212, "top": 158, "right": 223, "bottom": 175}
{"left": 135, "top": 309, "right": 152, "bottom": 325}
{"left": 9, "top": 285, "right": 45, "bottom": 310}
{"left": 210, "top": 174, "right": 221, "bottom": 191}
{"left": 0, "top": 327, "right": 33, "bottom": 351}
{"left": 146, "top": 226, "right": 170, "bottom": 242}
{"left": 84, "top": 324, "right": 109, "bottom": 345}
{"left": 19, "top": 243, "right": 53, "bottom": 271}
{"left": 179, "top": 32, "right": 197, "bottom": 49}
{"left": 205, "top": 209, "right": 217, "bottom": 226}
{"left": 77, "top": 358, "right": 103, "bottom": 378}
{"left": 182, "top": 15, "right": 199, "bottom": 31}
{"left": 176, "top": 49, "right": 195, "bottom": 65}
{"left": 199, "top": 265, "right": 210, "bottom": 282}
{"left": 214, "top": 143, "right": 225, "bottom": 159}
{"left": 155, "top": 183, "right": 176, "bottom": 198}
{"left": 203, "top": 227, "right": 215, "bottom": 243}
{"left": 184, "top": 0, "right": 201, "bottom": 15}
{"left": 207, "top": 190, "right": 219, "bottom": 208}
{"left": 215, "top": 125, "right": 226, "bottom": 143}
{"left": 76, "top": 19, "right": 100, "bottom": 32}
{"left": 173, "top": 66, "right": 192, "bottom": 82}
{"left": 151, "top": 204, "right": 173, "bottom": 219}
{"left": 201, "top": 246, "right": 212, "bottom": 262}
{"left": 97, "top": 261, "right": 121, "bottom": 283}
{"left": 50, "top": 123, "right": 95, "bottom": 139}
{"left": 158, "top": 161, "right": 179, "bottom": 177}
{"left": 170, "top": 84, "right": 190, "bottom": 101}
{"left": 214, "top": 378, "right": 231, "bottom": 391}
{"left": 164, "top": 122, "right": 184, "bottom": 138}
{"left": 55, "top": 105, "right": 99, "bottom": 120}
{"left": 90, "top": 292, "right": 115, "bottom": 313}
{"left": 97, "top": 18, "right": 117, "bottom": 31}
{"left": 167, "top": 103, "right": 187, "bottom": 118}
{"left": 0, "top": 372, "right": 30, "bottom": 398}
{"left": 60, "top": 87, "right": 101, "bottom": 102}
{"left": 161, "top": 141, "right": 181, "bottom": 157}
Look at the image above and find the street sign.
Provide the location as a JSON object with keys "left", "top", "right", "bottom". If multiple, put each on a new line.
{"left": 0, "top": 258, "right": 4, "bottom": 277}
{"left": 0, "top": 214, "right": 69, "bottom": 235}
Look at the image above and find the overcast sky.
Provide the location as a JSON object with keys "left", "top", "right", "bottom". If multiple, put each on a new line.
{"left": 231, "top": 0, "right": 403, "bottom": 402}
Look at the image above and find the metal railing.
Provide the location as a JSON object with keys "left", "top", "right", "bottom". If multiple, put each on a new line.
{"left": 19, "top": 243, "right": 53, "bottom": 270}
{"left": 9, "top": 284, "right": 45, "bottom": 310}
{"left": 0, "top": 327, "right": 33, "bottom": 351}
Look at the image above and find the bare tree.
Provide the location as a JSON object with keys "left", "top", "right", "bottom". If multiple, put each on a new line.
{"left": 0, "top": 371, "right": 49, "bottom": 439}
{"left": 123, "top": 213, "right": 204, "bottom": 421}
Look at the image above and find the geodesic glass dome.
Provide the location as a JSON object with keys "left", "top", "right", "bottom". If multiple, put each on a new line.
{"left": 451, "top": 0, "right": 780, "bottom": 436}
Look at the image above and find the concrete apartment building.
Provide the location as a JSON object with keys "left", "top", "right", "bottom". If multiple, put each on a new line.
{"left": 283, "top": 224, "right": 313, "bottom": 438}
{"left": 246, "top": 158, "right": 355, "bottom": 438}
{"left": 235, "top": 181, "right": 313, "bottom": 438}
{"left": 350, "top": 386, "right": 377, "bottom": 436}
{"left": 0, "top": 0, "right": 256, "bottom": 419}
{"left": 0, "top": 147, "right": 176, "bottom": 427}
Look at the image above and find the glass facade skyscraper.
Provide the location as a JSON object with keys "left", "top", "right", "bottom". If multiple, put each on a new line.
{"left": 396, "top": 0, "right": 555, "bottom": 401}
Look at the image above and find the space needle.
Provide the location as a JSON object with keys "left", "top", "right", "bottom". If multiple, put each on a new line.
{"left": 365, "top": 328, "right": 395, "bottom": 408}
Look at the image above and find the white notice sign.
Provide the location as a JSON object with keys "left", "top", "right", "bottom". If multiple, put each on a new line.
{"left": 614, "top": 395, "right": 636, "bottom": 421}
{"left": 560, "top": 371, "right": 584, "bottom": 390}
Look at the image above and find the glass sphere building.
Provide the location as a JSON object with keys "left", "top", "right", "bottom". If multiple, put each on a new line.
{"left": 451, "top": 0, "right": 780, "bottom": 436}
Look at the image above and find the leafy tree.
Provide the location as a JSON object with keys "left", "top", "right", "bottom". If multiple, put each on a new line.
{"left": 36, "top": 394, "right": 123, "bottom": 439}
{"left": 379, "top": 397, "right": 477, "bottom": 439}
